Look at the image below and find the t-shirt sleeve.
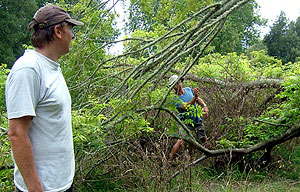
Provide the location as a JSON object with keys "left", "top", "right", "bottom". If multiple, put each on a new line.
{"left": 186, "top": 87, "right": 193, "bottom": 95}
{"left": 6, "top": 67, "right": 40, "bottom": 119}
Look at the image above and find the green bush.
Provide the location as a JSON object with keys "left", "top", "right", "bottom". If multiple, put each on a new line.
{"left": 0, "top": 64, "right": 13, "bottom": 191}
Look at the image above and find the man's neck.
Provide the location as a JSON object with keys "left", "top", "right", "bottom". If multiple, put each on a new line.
{"left": 175, "top": 88, "right": 184, "bottom": 95}
{"left": 35, "top": 45, "right": 61, "bottom": 62}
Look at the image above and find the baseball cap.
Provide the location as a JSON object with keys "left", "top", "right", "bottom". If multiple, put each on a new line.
{"left": 168, "top": 75, "right": 179, "bottom": 87}
{"left": 29, "top": 5, "right": 84, "bottom": 30}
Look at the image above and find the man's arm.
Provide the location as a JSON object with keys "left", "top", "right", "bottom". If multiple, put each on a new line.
{"left": 179, "top": 87, "right": 199, "bottom": 111}
{"left": 8, "top": 116, "right": 44, "bottom": 192}
{"left": 196, "top": 97, "right": 209, "bottom": 118}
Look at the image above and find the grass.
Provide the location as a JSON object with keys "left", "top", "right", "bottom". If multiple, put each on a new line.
{"left": 160, "top": 166, "right": 299, "bottom": 192}
{"left": 1, "top": 137, "right": 299, "bottom": 192}
{"left": 123, "top": 141, "right": 300, "bottom": 192}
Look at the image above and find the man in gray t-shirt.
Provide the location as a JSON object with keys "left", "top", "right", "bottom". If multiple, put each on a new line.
{"left": 5, "top": 5, "right": 83, "bottom": 192}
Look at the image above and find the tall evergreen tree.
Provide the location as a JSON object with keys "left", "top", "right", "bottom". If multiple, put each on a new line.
{"left": 264, "top": 11, "right": 300, "bottom": 64}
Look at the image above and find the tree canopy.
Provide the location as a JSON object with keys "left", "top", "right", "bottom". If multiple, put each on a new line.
{"left": 126, "top": 0, "right": 264, "bottom": 55}
{"left": 0, "top": 0, "right": 37, "bottom": 68}
{"left": 264, "top": 11, "right": 300, "bottom": 64}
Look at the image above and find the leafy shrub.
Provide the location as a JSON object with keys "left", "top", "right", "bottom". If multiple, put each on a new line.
{"left": 0, "top": 64, "right": 9, "bottom": 113}
{"left": 0, "top": 64, "right": 12, "bottom": 191}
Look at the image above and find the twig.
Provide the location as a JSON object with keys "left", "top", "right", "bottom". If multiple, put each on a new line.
{"left": 253, "top": 119, "right": 289, "bottom": 127}
{"left": 167, "top": 155, "right": 210, "bottom": 183}
{"left": 0, "top": 127, "right": 8, "bottom": 136}
{"left": 0, "top": 127, "right": 7, "bottom": 132}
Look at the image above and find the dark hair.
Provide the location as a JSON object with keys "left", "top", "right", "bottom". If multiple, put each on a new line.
{"left": 29, "top": 21, "right": 66, "bottom": 48}
{"left": 180, "top": 77, "right": 184, "bottom": 83}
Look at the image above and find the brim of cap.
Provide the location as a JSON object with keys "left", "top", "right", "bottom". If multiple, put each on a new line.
{"left": 65, "top": 18, "right": 84, "bottom": 26}
{"left": 168, "top": 79, "right": 176, "bottom": 87}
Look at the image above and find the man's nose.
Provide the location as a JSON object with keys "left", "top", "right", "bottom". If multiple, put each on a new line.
{"left": 71, "top": 30, "right": 75, "bottom": 39}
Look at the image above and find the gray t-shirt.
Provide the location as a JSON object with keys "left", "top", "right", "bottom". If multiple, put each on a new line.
{"left": 5, "top": 50, "right": 74, "bottom": 192}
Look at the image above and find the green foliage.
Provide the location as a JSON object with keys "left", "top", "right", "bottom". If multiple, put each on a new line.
{"left": 218, "top": 75, "right": 300, "bottom": 148}
{"left": 0, "top": 65, "right": 9, "bottom": 113}
{"left": 127, "top": 0, "right": 211, "bottom": 32}
{"left": 246, "top": 39, "right": 268, "bottom": 56}
{"left": 274, "top": 76, "right": 300, "bottom": 124}
{"left": 57, "top": 0, "right": 120, "bottom": 108}
{"left": 0, "top": 65, "right": 12, "bottom": 191}
{"left": 168, "top": 159, "right": 300, "bottom": 192}
{"left": 217, "top": 116, "right": 250, "bottom": 148}
{"left": 190, "top": 50, "right": 292, "bottom": 81}
{"left": 0, "top": 128, "right": 12, "bottom": 190}
{"left": 264, "top": 12, "right": 300, "bottom": 64}
{"left": 0, "top": 168, "right": 14, "bottom": 192}
{"left": 72, "top": 95, "right": 154, "bottom": 147}
{"left": 243, "top": 120, "right": 286, "bottom": 143}
{"left": 271, "top": 143, "right": 300, "bottom": 180}
{"left": 185, "top": 50, "right": 300, "bottom": 149}
{"left": 211, "top": 0, "right": 264, "bottom": 54}
{"left": 0, "top": 0, "right": 38, "bottom": 68}
{"left": 72, "top": 109, "right": 105, "bottom": 146}
{"left": 126, "top": 0, "right": 264, "bottom": 55}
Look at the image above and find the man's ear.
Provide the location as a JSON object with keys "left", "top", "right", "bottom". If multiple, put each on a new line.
{"left": 54, "top": 25, "right": 63, "bottom": 39}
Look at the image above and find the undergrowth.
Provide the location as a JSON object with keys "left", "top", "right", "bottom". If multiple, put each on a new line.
{"left": 72, "top": 139, "right": 300, "bottom": 192}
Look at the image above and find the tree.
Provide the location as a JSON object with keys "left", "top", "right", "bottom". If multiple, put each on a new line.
{"left": 0, "top": 0, "right": 38, "bottom": 68}
{"left": 0, "top": 0, "right": 83, "bottom": 68}
{"left": 58, "top": 0, "right": 120, "bottom": 107}
{"left": 211, "top": 0, "right": 264, "bottom": 54}
{"left": 126, "top": 0, "right": 264, "bottom": 55}
{"left": 264, "top": 11, "right": 300, "bottom": 64}
{"left": 245, "top": 39, "right": 268, "bottom": 57}
{"left": 286, "top": 18, "right": 300, "bottom": 62}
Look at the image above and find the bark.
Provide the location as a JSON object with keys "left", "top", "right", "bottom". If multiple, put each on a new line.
{"left": 170, "top": 69, "right": 283, "bottom": 89}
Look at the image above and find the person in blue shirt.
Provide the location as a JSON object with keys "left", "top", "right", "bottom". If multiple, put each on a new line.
{"left": 168, "top": 75, "right": 209, "bottom": 162}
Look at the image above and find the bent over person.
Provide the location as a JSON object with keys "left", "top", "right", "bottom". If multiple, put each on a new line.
{"left": 168, "top": 75, "right": 209, "bottom": 163}
{"left": 5, "top": 5, "right": 83, "bottom": 192}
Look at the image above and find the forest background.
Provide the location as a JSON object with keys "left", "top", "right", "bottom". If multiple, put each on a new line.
{"left": 0, "top": 0, "right": 299, "bottom": 191}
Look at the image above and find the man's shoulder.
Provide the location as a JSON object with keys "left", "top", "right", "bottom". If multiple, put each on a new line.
{"left": 11, "top": 50, "right": 40, "bottom": 72}
{"left": 184, "top": 87, "right": 192, "bottom": 92}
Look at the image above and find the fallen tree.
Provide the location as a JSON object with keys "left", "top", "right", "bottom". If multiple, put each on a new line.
{"left": 168, "top": 122, "right": 300, "bottom": 182}
{"left": 170, "top": 68, "right": 283, "bottom": 89}
{"left": 58, "top": 0, "right": 299, "bottom": 189}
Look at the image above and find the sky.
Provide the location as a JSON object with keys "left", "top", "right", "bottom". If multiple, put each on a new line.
{"left": 256, "top": 0, "right": 300, "bottom": 35}
{"left": 109, "top": 0, "right": 300, "bottom": 54}
{"left": 108, "top": 0, "right": 129, "bottom": 54}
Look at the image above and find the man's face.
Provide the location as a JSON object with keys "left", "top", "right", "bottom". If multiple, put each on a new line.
{"left": 174, "top": 81, "right": 182, "bottom": 92}
{"left": 60, "top": 23, "right": 75, "bottom": 55}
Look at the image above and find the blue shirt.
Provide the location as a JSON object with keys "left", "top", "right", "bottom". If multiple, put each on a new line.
{"left": 175, "top": 87, "right": 201, "bottom": 124}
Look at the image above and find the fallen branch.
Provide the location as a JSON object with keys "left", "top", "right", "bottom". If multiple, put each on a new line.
{"left": 167, "top": 122, "right": 300, "bottom": 182}
{"left": 131, "top": 106, "right": 299, "bottom": 182}
{"left": 170, "top": 69, "right": 283, "bottom": 89}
